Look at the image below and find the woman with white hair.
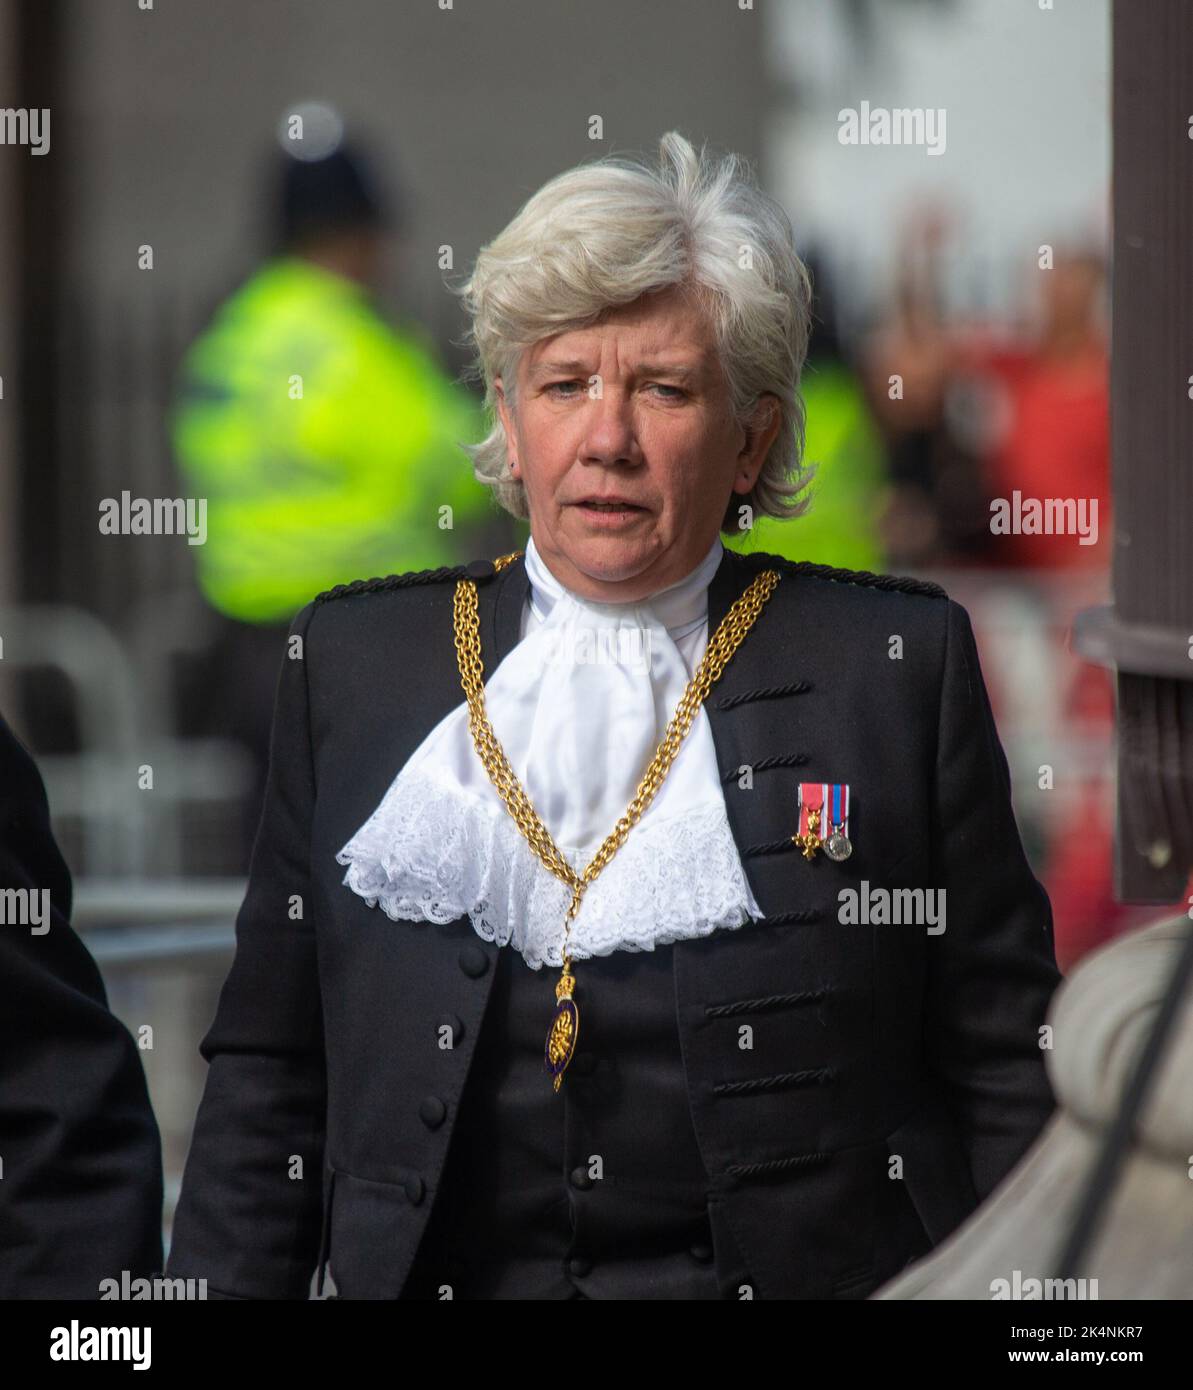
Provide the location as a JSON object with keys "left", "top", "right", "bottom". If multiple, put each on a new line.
{"left": 167, "top": 132, "right": 1061, "bottom": 1300}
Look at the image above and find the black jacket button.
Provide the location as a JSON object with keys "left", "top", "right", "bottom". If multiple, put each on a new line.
{"left": 689, "top": 1242, "right": 714, "bottom": 1263}
{"left": 419, "top": 1096, "right": 447, "bottom": 1129}
{"left": 464, "top": 559, "right": 495, "bottom": 581}
{"left": 458, "top": 944, "right": 490, "bottom": 978}
{"left": 567, "top": 1255, "right": 593, "bottom": 1277}
{"left": 405, "top": 1175, "right": 426, "bottom": 1205}
{"left": 569, "top": 1166, "right": 593, "bottom": 1191}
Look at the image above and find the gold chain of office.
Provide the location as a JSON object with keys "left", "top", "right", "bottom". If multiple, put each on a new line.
{"left": 452, "top": 548, "right": 782, "bottom": 1089}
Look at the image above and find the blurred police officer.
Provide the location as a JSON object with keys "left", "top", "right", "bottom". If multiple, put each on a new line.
{"left": 172, "top": 114, "right": 498, "bottom": 858}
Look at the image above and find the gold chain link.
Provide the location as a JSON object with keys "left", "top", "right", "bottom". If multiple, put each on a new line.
{"left": 454, "top": 552, "right": 781, "bottom": 956}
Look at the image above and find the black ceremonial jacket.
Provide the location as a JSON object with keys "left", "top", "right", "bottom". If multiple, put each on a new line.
{"left": 166, "top": 546, "right": 1062, "bottom": 1300}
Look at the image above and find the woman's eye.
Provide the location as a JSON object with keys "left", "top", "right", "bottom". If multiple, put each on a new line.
{"left": 543, "top": 380, "right": 684, "bottom": 399}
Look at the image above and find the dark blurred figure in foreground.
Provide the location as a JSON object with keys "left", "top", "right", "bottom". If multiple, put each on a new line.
{"left": 172, "top": 118, "right": 490, "bottom": 864}
{"left": 0, "top": 712, "right": 162, "bottom": 1297}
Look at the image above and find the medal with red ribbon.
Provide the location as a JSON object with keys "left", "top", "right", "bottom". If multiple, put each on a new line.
{"left": 794, "top": 783, "right": 852, "bottom": 862}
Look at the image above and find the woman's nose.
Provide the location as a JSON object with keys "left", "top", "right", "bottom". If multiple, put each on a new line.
{"left": 577, "top": 385, "right": 641, "bottom": 465}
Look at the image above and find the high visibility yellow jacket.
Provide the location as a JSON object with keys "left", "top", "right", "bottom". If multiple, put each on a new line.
{"left": 724, "top": 359, "right": 886, "bottom": 572}
{"left": 172, "top": 255, "right": 490, "bottom": 624}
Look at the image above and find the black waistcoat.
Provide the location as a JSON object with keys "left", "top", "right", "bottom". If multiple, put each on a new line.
{"left": 401, "top": 934, "right": 755, "bottom": 1300}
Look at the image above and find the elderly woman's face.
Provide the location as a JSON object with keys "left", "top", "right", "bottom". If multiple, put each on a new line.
{"left": 495, "top": 287, "right": 779, "bottom": 602}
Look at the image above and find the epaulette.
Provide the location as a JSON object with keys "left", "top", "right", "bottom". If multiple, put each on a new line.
{"left": 760, "top": 554, "right": 948, "bottom": 600}
{"left": 314, "top": 557, "right": 505, "bottom": 606}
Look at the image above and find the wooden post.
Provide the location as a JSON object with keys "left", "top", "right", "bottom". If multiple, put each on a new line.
{"left": 1072, "top": 0, "right": 1193, "bottom": 903}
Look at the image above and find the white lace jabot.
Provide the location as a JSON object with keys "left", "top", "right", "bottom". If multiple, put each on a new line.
{"left": 335, "top": 533, "right": 764, "bottom": 969}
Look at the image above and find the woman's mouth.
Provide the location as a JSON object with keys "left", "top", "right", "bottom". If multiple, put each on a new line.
{"left": 574, "top": 500, "right": 648, "bottom": 526}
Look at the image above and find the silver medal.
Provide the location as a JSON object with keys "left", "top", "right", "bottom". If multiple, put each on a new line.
{"left": 824, "top": 829, "right": 852, "bottom": 862}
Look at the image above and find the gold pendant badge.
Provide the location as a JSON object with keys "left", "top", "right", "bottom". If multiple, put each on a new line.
{"left": 544, "top": 958, "right": 579, "bottom": 1092}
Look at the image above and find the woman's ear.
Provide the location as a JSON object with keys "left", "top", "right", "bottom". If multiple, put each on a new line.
{"left": 736, "top": 394, "right": 781, "bottom": 490}
{"left": 495, "top": 376, "right": 518, "bottom": 477}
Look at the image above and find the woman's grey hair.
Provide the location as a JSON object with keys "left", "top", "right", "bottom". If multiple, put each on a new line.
{"left": 449, "top": 131, "right": 816, "bottom": 532}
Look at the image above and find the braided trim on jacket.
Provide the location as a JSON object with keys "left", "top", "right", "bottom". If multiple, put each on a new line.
{"left": 315, "top": 550, "right": 522, "bottom": 604}
{"left": 315, "top": 564, "right": 474, "bottom": 604}
{"left": 753, "top": 554, "right": 948, "bottom": 600}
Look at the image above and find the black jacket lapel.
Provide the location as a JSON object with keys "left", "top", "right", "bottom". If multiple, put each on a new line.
{"left": 701, "top": 547, "right": 793, "bottom": 921}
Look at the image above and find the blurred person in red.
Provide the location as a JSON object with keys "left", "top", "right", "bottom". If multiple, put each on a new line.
{"left": 952, "top": 244, "right": 1110, "bottom": 574}
{"left": 861, "top": 207, "right": 1110, "bottom": 575}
